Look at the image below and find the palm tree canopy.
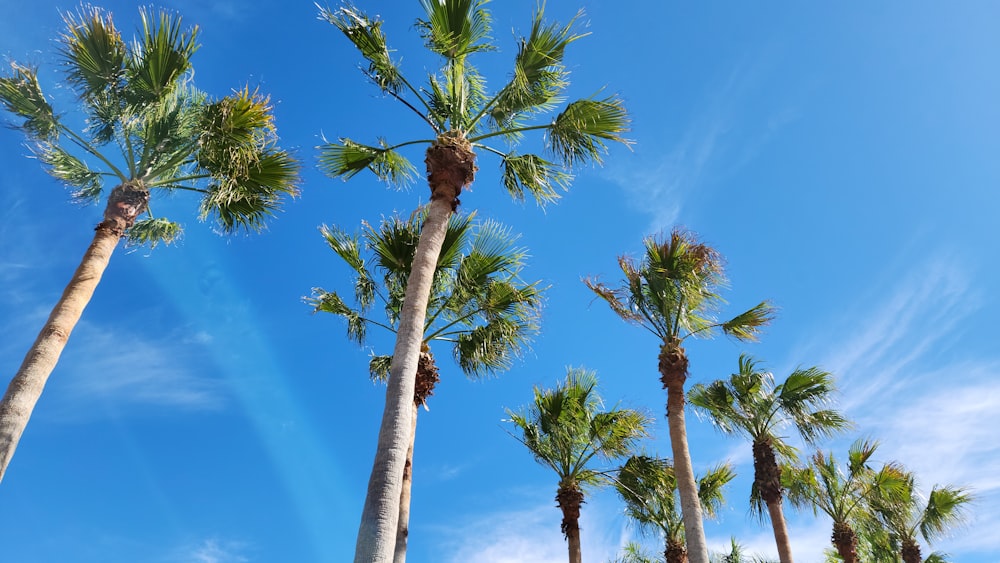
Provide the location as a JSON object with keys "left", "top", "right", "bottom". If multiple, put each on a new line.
{"left": 317, "top": 1, "right": 630, "bottom": 204}
{"left": 871, "top": 469, "right": 974, "bottom": 549}
{"left": 784, "top": 438, "right": 908, "bottom": 524}
{"left": 0, "top": 5, "right": 299, "bottom": 243}
{"left": 585, "top": 229, "right": 775, "bottom": 344}
{"left": 615, "top": 455, "right": 735, "bottom": 542}
{"left": 507, "top": 368, "right": 650, "bottom": 490}
{"left": 689, "top": 354, "right": 851, "bottom": 457}
{"left": 309, "top": 211, "right": 542, "bottom": 379}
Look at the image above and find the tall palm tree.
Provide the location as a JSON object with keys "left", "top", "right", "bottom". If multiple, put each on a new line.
{"left": 309, "top": 211, "right": 541, "bottom": 562}
{"left": 688, "top": 354, "right": 851, "bottom": 563}
{"left": 319, "top": 3, "right": 630, "bottom": 558}
{"left": 508, "top": 368, "right": 650, "bottom": 563}
{"left": 0, "top": 6, "right": 298, "bottom": 482}
{"left": 869, "top": 470, "right": 973, "bottom": 563}
{"left": 585, "top": 229, "right": 775, "bottom": 563}
{"left": 784, "top": 439, "right": 907, "bottom": 563}
{"left": 615, "top": 455, "right": 735, "bottom": 563}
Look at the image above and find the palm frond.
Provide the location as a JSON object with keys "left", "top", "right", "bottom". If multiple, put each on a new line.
{"left": 125, "top": 7, "right": 198, "bottom": 104}
{"left": 919, "top": 485, "right": 974, "bottom": 543}
{"left": 317, "top": 137, "right": 417, "bottom": 188}
{"left": 698, "top": 462, "right": 737, "bottom": 518}
{"left": 125, "top": 216, "right": 181, "bottom": 248}
{"left": 500, "top": 152, "right": 571, "bottom": 206}
{"left": 416, "top": 0, "right": 493, "bottom": 60}
{"left": 199, "top": 147, "right": 300, "bottom": 233}
{"left": 59, "top": 6, "right": 126, "bottom": 100}
{"left": 320, "top": 223, "right": 376, "bottom": 309}
{"left": 309, "top": 288, "right": 368, "bottom": 344}
{"left": 369, "top": 354, "right": 392, "bottom": 382}
{"left": 320, "top": 4, "right": 405, "bottom": 94}
{"left": 485, "top": 8, "right": 583, "bottom": 129}
{"left": 35, "top": 143, "right": 103, "bottom": 202}
{"left": 548, "top": 94, "right": 631, "bottom": 166}
{"left": 0, "top": 63, "right": 59, "bottom": 141}
{"left": 720, "top": 301, "right": 777, "bottom": 342}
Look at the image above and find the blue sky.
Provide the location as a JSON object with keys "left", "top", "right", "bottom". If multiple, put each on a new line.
{"left": 1, "top": 1, "right": 998, "bottom": 562}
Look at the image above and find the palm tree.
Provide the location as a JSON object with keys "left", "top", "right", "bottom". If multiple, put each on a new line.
{"left": 688, "top": 354, "right": 851, "bottom": 563}
{"left": 869, "top": 470, "right": 973, "bottom": 563}
{"left": 318, "top": 3, "right": 630, "bottom": 558}
{"left": 615, "top": 455, "right": 735, "bottom": 563}
{"left": 508, "top": 368, "right": 650, "bottom": 563}
{"left": 309, "top": 211, "right": 541, "bottom": 562}
{"left": 585, "top": 229, "right": 775, "bottom": 563}
{"left": 784, "top": 439, "right": 907, "bottom": 563}
{"left": 710, "top": 538, "right": 776, "bottom": 563}
{"left": 0, "top": 6, "right": 298, "bottom": 482}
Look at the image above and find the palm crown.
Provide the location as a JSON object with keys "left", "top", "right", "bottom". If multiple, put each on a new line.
{"left": 310, "top": 211, "right": 542, "bottom": 380}
{"left": 586, "top": 229, "right": 774, "bottom": 346}
{"left": 0, "top": 6, "right": 299, "bottom": 242}
{"left": 317, "top": 0, "right": 630, "bottom": 203}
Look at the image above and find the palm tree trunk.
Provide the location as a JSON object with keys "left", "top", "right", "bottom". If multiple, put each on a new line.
{"left": 900, "top": 537, "right": 921, "bottom": 563}
{"left": 556, "top": 484, "right": 584, "bottom": 563}
{"left": 393, "top": 403, "right": 418, "bottom": 563}
{"left": 354, "top": 137, "right": 473, "bottom": 563}
{"left": 660, "top": 340, "right": 708, "bottom": 563}
{"left": 353, "top": 197, "right": 455, "bottom": 563}
{"left": 766, "top": 499, "right": 794, "bottom": 563}
{"left": 0, "top": 183, "right": 146, "bottom": 483}
{"left": 831, "top": 521, "right": 858, "bottom": 563}
{"left": 754, "top": 440, "right": 793, "bottom": 563}
{"left": 665, "top": 538, "right": 688, "bottom": 563}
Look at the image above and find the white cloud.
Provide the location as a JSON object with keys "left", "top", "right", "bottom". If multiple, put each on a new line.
{"left": 167, "top": 538, "right": 250, "bottom": 563}
{"left": 436, "top": 491, "right": 627, "bottom": 563}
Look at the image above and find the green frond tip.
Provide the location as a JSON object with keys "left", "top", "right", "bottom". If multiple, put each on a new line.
{"left": 416, "top": 0, "right": 494, "bottom": 60}
{"left": 319, "top": 3, "right": 404, "bottom": 93}
{"left": 58, "top": 5, "right": 126, "bottom": 99}
{"left": 0, "top": 63, "right": 59, "bottom": 141}
{"left": 125, "top": 7, "right": 199, "bottom": 103}
{"left": 35, "top": 143, "right": 103, "bottom": 202}
{"left": 721, "top": 301, "right": 777, "bottom": 342}
{"left": 501, "top": 153, "right": 571, "bottom": 206}
{"left": 548, "top": 94, "right": 632, "bottom": 166}
{"left": 487, "top": 7, "right": 584, "bottom": 128}
{"left": 318, "top": 138, "right": 417, "bottom": 188}
{"left": 126, "top": 217, "right": 182, "bottom": 248}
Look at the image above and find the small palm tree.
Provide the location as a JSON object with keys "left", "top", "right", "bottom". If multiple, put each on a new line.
{"left": 508, "top": 368, "right": 650, "bottom": 563}
{"left": 710, "top": 538, "right": 776, "bottom": 563}
{"left": 319, "top": 3, "right": 630, "bottom": 558}
{"left": 615, "top": 455, "right": 735, "bottom": 563}
{"left": 309, "top": 212, "right": 541, "bottom": 562}
{"left": 586, "top": 229, "right": 775, "bottom": 563}
{"left": 870, "top": 470, "right": 973, "bottom": 563}
{"left": 689, "top": 354, "right": 851, "bottom": 563}
{"left": 0, "top": 6, "right": 298, "bottom": 482}
{"left": 784, "top": 439, "right": 907, "bottom": 563}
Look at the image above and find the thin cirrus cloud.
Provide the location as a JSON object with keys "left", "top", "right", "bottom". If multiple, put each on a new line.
{"left": 798, "top": 254, "right": 998, "bottom": 556}
{"left": 166, "top": 538, "right": 250, "bottom": 563}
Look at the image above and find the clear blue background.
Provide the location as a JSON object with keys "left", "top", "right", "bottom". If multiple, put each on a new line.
{"left": 1, "top": 1, "right": 997, "bottom": 561}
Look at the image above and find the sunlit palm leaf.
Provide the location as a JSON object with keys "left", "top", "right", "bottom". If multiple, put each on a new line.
{"left": 721, "top": 301, "right": 776, "bottom": 342}
{"left": 0, "top": 63, "right": 59, "bottom": 141}
{"left": 59, "top": 6, "right": 126, "bottom": 99}
{"left": 318, "top": 138, "right": 417, "bottom": 188}
{"left": 500, "top": 153, "right": 571, "bottom": 206}
{"left": 126, "top": 216, "right": 181, "bottom": 248}
{"left": 416, "top": 0, "right": 493, "bottom": 60}
{"left": 310, "top": 288, "right": 368, "bottom": 344}
{"left": 35, "top": 143, "right": 103, "bottom": 202}
{"left": 548, "top": 95, "right": 631, "bottom": 166}
{"left": 369, "top": 354, "right": 392, "bottom": 382}
{"left": 320, "top": 4, "right": 404, "bottom": 94}
{"left": 486, "top": 9, "right": 582, "bottom": 129}
{"left": 125, "top": 7, "right": 198, "bottom": 104}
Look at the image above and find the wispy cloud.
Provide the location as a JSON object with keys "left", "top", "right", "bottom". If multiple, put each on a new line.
{"left": 167, "top": 538, "right": 250, "bottom": 563}
{"left": 796, "top": 254, "right": 1000, "bottom": 557}
{"left": 613, "top": 56, "right": 798, "bottom": 234}
{"left": 434, "top": 490, "right": 627, "bottom": 563}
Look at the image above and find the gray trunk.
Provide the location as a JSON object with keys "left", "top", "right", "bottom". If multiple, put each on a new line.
{"left": 767, "top": 498, "right": 794, "bottom": 563}
{"left": 0, "top": 225, "right": 121, "bottom": 482}
{"left": 353, "top": 197, "right": 453, "bottom": 563}
{"left": 666, "top": 385, "right": 709, "bottom": 563}
{"left": 393, "top": 403, "right": 418, "bottom": 563}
